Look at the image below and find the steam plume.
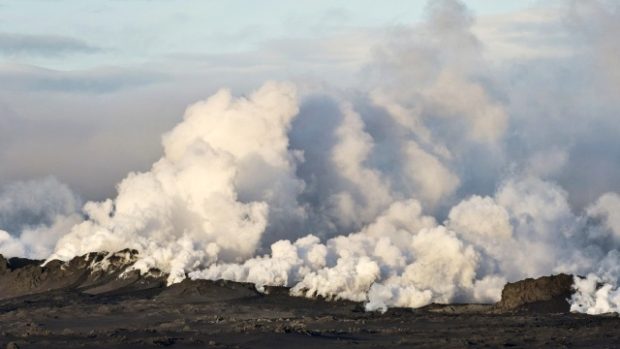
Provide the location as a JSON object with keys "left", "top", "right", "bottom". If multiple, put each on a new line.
{"left": 0, "top": 0, "right": 618, "bottom": 314}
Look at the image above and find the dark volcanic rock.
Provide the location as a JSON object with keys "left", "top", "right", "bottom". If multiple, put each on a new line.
{"left": 0, "top": 255, "right": 8, "bottom": 274}
{"left": 0, "top": 249, "right": 165, "bottom": 300}
{"left": 496, "top": 273, "right": 574, "bottom": 313}
{"left": 156, "top": 278, "right": 260, "bottom": 303}
{"left": 0, "top": 250, "right": 583, "bottom": 316}
{"left": 0, "top": 253, "right": 617, "bottom": 349}
{"left": 7, "top": 257, "right": 43, "bottom": 270}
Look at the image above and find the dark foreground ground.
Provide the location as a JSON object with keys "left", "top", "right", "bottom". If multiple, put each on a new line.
{"left": 1, "top": 251, "right": 619, "bottom": 348}
{"left": 1, "top": 281, "right": 620, "bottom": 349}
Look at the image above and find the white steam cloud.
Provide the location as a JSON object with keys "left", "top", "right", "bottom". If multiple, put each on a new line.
{"left": 0, "top": 177, "right": 82, "bottom": 258}
{"left": 1, "top": 0, "right": 620, "bottom": 314}
{"left": 49, "top": 82, "right": 303, "bottom": 282}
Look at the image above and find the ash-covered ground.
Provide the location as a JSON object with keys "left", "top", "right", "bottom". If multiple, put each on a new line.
{"left": 1, "top": 251, "right": 619, "bottom": 349}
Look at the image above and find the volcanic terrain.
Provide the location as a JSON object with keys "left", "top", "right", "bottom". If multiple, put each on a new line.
{"left": 0, "top": 250, "right": 618, "bottom": 349}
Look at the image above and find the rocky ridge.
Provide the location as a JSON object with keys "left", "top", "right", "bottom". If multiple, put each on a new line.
{"left": 0, "top": 250, "right": 576, "bottom": 313}
{"left": 0, "top": 249, "right": 164, "bottom": 300}
{"left": 2, "top": 250, "right": 617, "bottom": 349}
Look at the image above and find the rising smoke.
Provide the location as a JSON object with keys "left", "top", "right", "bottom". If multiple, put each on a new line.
{"left": 0, "top": 177, "right": 82, "bottom": 258}
{"left": 1, "top": 0, "right": 620, "bottom": 314}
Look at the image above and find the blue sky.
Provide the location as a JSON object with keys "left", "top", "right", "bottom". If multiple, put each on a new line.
{"left": 0, "top": 1, "right": 538, "bottom": 70}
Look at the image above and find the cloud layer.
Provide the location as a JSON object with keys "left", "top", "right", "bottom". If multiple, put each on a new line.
{"left": 0, "top": 33, "right": 99, "bottom": 57}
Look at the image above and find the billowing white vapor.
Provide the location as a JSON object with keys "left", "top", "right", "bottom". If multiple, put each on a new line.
{"left": 49, "top": 82, "right": 303, "bottom": 283}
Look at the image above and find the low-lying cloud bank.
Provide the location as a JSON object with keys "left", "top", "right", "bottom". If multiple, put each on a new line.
{"left": 1, "top": 0, "right": 620, "bottom": 314}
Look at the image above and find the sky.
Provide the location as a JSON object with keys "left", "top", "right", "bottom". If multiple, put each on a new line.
{"left": 0, "top": 0, "right": 554, "bottom": 201}
{"left": 1, "top": 1, "right": 537, "bottom": 69}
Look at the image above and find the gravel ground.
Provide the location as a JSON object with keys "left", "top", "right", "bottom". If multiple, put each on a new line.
{"left": 1, "top": 279, "right": 619, "bottom": 349}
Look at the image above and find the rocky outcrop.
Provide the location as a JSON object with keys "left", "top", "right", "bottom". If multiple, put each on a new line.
{"left": 0, "top": 251, "right": 580, "bottom": 315}
{"left": 495, "top": 274, "right": 574, "bottom": 313}
{"left": 0, "top": 249, "right": 165, "bottom": 300}
{"left": 0, "top": 255, "right": 8, "bottom": 274}
{"left": 156, "top": 279, "right": 260, "bottom": 303}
